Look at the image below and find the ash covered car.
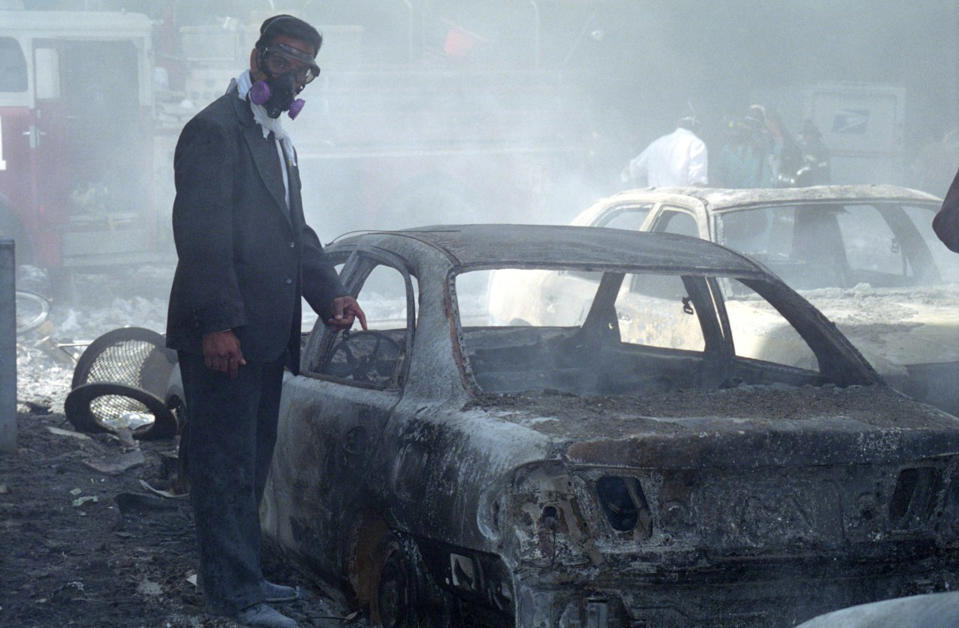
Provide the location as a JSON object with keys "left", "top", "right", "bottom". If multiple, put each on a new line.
{"left": 492, "top": 185, "right": 959, "bottom": 415}
{"left": 259, "top": 225, "right": 959, "bottom": 627}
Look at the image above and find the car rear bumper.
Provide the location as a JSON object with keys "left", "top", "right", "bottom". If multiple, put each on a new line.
{"left": 512, "top": 552, "right": 959, "bottom": 627}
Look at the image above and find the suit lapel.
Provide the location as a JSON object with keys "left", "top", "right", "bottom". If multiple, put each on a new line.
{"left": 228, "top": 90, "right": 290, "bottom": 222}
{"left": 242, "top": 127, "right": 290, "bottom": 221}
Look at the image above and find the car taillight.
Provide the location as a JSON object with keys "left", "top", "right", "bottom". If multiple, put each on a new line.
{"left": 889, "top": 467, "right": 943, "bottom": 529}
{"left": 595, "top": 475, "right": 652, "bottom": 538}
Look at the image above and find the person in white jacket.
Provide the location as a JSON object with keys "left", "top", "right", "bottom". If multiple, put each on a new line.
{"left": 621, "top": 116, "right": 708, "bottom": 187}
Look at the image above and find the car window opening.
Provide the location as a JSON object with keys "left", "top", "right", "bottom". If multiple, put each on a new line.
{"left": 469, "top": 267, "right": 834, "bottom": 397}
{"left": 720, "top": 202, "right": 956, "bottom": 291}
{"left": 309, "top": 261, "right": 416, "bottom": 389}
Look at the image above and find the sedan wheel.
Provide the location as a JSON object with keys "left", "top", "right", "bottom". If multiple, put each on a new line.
{"left": 371, "top": 534, "right": 454, "bottom": 628}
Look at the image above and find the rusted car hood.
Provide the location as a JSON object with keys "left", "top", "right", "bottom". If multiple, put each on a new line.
{"left": 473, "top": 385, "right": 959, "bottom": 468}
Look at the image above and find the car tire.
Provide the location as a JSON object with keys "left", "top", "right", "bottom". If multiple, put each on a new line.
{"left": 64, "top": 381, "right": 178, "bottom": 440}
{"left": 69, "top": 327, "right": 179, "bottom": 440}
{"left": 370, "top": 533, "right": 454, "bottom": 628}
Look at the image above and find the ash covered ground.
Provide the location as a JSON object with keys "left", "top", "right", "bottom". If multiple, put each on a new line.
{"left": 4, "top": 265, "right": 358, "bottom": 627}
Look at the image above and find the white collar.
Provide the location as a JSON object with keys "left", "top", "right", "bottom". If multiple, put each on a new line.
{"left": 233, "top": 70, "right": 297, "bottom": 166}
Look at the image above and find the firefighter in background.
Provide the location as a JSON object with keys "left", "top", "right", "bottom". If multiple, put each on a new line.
{"left": 620, "top": 113, "right": 708, "bottom": 187}
{"left": 765, "top": 109, "right": 803, "bottom": 187}
{"left": 771, "top": 115, "right": 831, "bottom": 187}
{"left": 793, "top": 118, "right": 832, "bottom": 186}
{"left": 713, "top": 105, "right": 777, "bottom": 189}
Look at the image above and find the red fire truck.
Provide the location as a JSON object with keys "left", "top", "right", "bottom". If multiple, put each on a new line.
{"left": 0, "top": 9, "right": 157, "bottom": 278}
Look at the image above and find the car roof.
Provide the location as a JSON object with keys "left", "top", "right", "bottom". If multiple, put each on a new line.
{"left": 335, "top": 224, "right": 766, "bottom": 274}
{"left": 601, "top": 184, "right": 941, "bottom": 212}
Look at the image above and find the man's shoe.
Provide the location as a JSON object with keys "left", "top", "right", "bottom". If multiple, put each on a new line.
{"left": 261, "top": 580, "right": 300, "bottom": 603}
{"left": 235, "top": 602, "right": 298, "bottom": 628}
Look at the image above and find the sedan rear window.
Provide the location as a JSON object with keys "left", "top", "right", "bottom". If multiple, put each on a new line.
{"left": 462, "top": 267, "right": 829, "bottom": 397}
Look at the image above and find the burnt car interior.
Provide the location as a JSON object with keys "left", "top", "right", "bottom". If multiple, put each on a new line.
{"left": 324, "top": 329, "right": 406, "bottom": 387}
{"left": 720, "top": 202, "right": 947, "bottom": 291}
{"left": 306, "top": 250, "right": 415, "bottom": 389}
{"left": 463, "top": 268, "right": 861, "bottom": 397}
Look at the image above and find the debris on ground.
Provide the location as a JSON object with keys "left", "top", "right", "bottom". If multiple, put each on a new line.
{"left": 4, "top": 266, "right": 360, "bottom": 626}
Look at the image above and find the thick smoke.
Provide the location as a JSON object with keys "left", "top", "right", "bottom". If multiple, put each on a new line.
{"left": 17, "top": 0, "right": 957, "bottom": 238}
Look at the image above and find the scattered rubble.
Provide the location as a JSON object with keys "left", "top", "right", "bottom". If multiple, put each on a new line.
{"left": 4, "top": 266, "right": 359, "bottom": 626}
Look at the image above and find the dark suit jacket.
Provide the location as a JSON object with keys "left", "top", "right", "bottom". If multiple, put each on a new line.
{"left": 934, "top": 168, "right": 959, "bottom": 253}
{"left": 166, "top": 84, "right": 347, "bottom": 372}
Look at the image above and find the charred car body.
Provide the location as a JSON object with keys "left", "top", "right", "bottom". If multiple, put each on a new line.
{"left": 493, "top": 185, "right": 959, "bottom": 416}
{"left": 247, "top": 225, "right": 959, "bottom": 626}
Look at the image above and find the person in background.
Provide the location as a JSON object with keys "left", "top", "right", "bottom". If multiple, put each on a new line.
{"left": 933, "top": 165, "right": 959, "bottom": 253}
{"left": 165, "top": 14, "right": 366, "bottom": 628}
{"left": 713, "top": 104, "right": 776, "bottom": 188}
{"left": 621, "top": 113, "right": 708, "bottom": 187}
{"left": 794, "top": 118, "right": 832, "bottom": 186}
{"left": 764, "top": 109, "right": 803, "bottom": 187}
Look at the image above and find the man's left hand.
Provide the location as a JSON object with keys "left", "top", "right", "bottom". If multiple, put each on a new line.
{"left": 327, "top": 295, "right": 368, "bottom": 331}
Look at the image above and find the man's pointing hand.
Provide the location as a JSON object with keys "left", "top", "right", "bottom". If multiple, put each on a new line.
{"left": 327, "top": 296, "right": 367, "bottom": 331}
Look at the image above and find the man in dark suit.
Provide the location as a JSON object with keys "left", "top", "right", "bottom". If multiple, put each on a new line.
{"left": 934, "top": 168, "right": 959, "bottom": 252}
{"left": 166, "top": 15, "right": 365, "bottom": 627}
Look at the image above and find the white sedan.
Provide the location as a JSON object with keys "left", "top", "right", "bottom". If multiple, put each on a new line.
{"left": 491, "top": 185, "right": 959, "bottom": 413}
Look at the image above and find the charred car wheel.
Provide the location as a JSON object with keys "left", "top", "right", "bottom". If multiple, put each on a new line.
{"left": 372, "top": 533, "right": 454, "bottom": 628}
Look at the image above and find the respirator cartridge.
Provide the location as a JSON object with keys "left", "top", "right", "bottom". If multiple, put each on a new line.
{"left": 250, "top": 43, "right": 320, "bottom": 119}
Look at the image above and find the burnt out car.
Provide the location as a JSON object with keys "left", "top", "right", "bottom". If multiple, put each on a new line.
{"left": 493, "top": 185, "right": 959, "bottom": 415}
{"left": 259, "top": 225, "right": 959, "bottom": 627}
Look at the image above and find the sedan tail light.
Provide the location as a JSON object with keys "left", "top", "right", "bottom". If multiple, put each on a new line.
{"left": 890, "top": 467, "right": 943, "bottom": 529}
{"left": 595, "top": 475, "right": 652, "bottom": 538}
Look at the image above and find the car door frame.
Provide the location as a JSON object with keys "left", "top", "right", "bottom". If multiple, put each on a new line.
{"left": 645, "top": 196, "right": 711, "bottom": 239}
{"left": 274, "top": 244, "right": 417, "bottom": 578}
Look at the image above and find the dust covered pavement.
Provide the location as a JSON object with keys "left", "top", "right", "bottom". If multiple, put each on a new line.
{"left": 2, "top": 267, "right": 358, "bottom": 627}
{"left": 0, "top": 411, "right": 358, "bottom": 627}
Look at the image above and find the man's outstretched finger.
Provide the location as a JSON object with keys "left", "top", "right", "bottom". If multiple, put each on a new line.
{"left": 353, "top": 304, "right": 368, "bottom": 330}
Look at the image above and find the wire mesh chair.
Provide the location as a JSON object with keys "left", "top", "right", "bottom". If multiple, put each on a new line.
{"left": 65, "top": 327, "right": 179, "bottom": 440}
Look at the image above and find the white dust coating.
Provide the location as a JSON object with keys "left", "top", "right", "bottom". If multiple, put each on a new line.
{"left": 802, "top": 284, "right": 959, "bottom": 366}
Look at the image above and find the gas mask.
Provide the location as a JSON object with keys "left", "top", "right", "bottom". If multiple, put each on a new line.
{"left": 249, "top": 43, "right": 320, "bottom": 119}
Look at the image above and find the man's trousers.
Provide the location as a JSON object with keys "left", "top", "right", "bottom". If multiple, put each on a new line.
{"left": 177, "top": 350, "right": 285, "bottom": 615}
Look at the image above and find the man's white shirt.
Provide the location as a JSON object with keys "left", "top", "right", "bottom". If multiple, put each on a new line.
{"left": 625, "top": 127, "right": 708, "bottom": 187}
{"left": 234, "top": 70, "right": 294, "bottom": 208}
